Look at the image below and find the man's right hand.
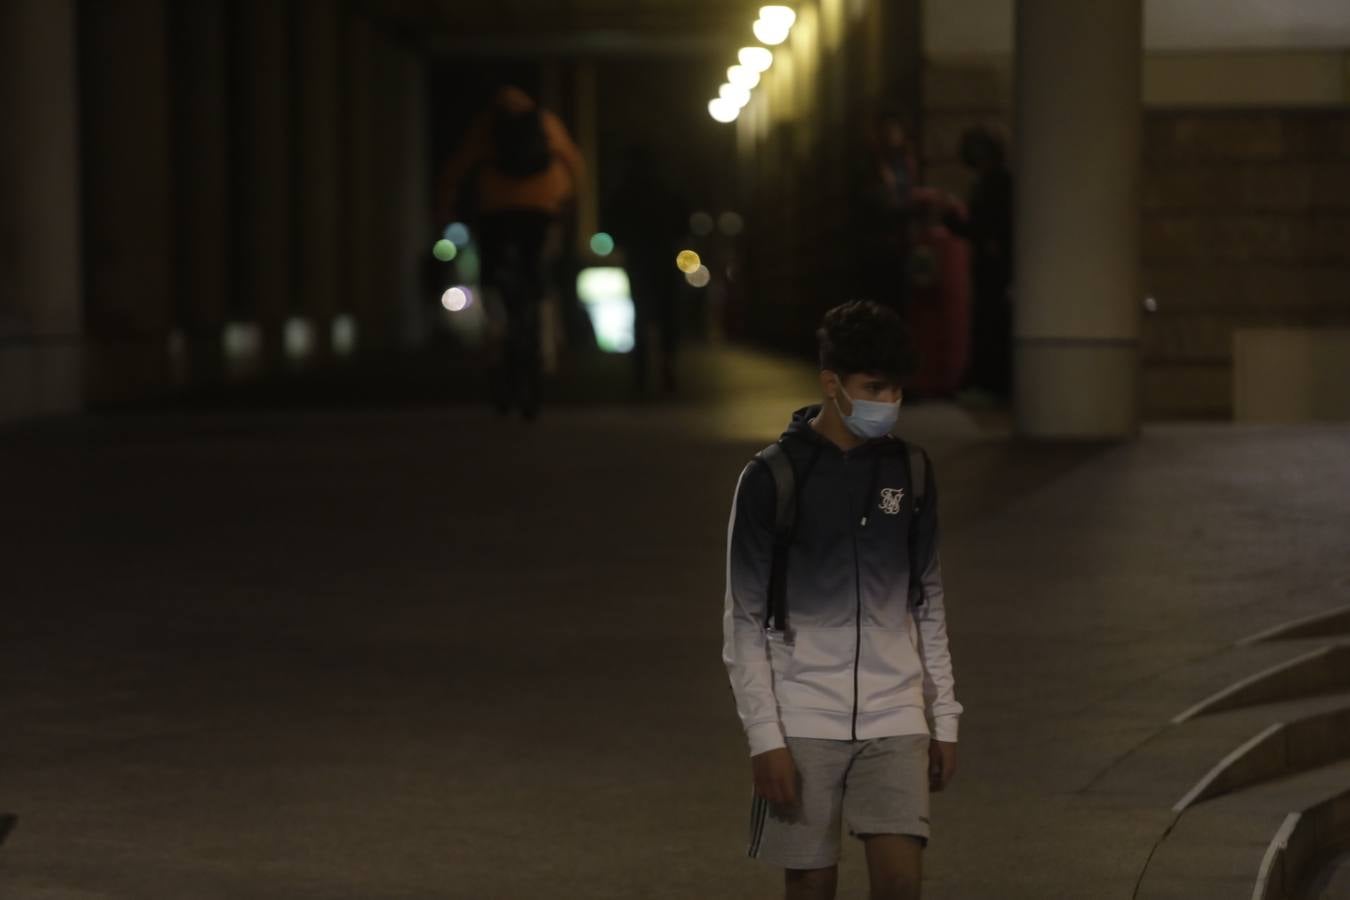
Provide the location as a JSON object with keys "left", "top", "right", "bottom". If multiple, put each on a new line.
{"left": 751, "top": 746, "right": 800, "bottom": 811}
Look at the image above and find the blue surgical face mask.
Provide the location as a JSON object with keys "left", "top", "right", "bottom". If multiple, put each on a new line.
{"left": 833, "top": 382, "right": 901, "bottom": 439}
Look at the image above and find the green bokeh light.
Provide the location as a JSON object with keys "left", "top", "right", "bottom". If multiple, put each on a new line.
{"left": 433, "top": 239, "right": 458, "bottom": 262}
{"left": 589, "top": 232, "right": 615, "bottom": 257}
{"left": 456, "top": 245, "right": 481, "bottom": 284}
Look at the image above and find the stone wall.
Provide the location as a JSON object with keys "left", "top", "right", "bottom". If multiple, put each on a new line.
{"left": 922, "top": 60, "right": 1350, "bottom": 418}
{"left": 1142, "top": 111, "right": 1350, "bottom": 418}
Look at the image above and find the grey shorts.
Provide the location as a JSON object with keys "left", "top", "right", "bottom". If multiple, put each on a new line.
{"left": 746, "top": 734, "right": 930, "bottom": 870}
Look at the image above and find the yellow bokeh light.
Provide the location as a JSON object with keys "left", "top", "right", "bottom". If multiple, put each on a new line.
{"left": 720, "top": 83, "right": 752, "bottom": 108}
{"left": 675, "top": 250, "right": 702, "bottom": 274}
{"left": 738, "top": 46, "right": 774, "bottom": 73}
{"left": 753, "top": 18, "right": 790, "bottom": 45}
{"left": 728, "top": 64, "right": 760, "bottom": 90}
{"left": 708, "top": 98, "right": 739, "bottom": 123}
{"left": 759, "top": 5, "right": 797, "bottom": 29}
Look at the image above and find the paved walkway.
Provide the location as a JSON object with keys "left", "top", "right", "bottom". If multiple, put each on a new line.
{"left": 2, "top": 346, "right": 1348, "bottom": 898}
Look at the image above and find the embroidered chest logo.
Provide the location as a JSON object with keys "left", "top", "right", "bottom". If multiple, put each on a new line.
{"left": 878, "top": 488, "right": 905, "bottom": 515}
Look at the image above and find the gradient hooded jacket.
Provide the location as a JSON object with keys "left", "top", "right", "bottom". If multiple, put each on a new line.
{"left": 722, "top": 406, "right": 963, "bottom": 756}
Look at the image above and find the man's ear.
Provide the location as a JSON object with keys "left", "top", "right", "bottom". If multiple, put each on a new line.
{"left": 819, "top": 369, "right": 838, "bottom": 399}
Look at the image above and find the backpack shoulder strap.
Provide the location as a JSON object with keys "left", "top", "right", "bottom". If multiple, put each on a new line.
{"left": 753, "top": 440, "right": 799, "bottom": 634}
{"left": 752, "top": 437, "right": 825, "bottom": 634}
{"left": 907, "top": 444, "right": 927, "bottom": 513}
{"left": 754, "top": 441, "right": 796, "bottom": 539}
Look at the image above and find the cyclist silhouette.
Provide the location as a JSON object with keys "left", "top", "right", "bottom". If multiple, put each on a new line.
{"left": 437, "top": 86, "right": 585, "bottom": 420}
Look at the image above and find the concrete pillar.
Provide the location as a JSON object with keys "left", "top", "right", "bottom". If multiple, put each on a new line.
{"left": 391, "top": 50, "right": 431, "bottom": 349}
{"left": 362, "top": 33, "right": 428, "bottom": 351}
{"left": 295, "top": 0, "right": 342, "bottom": 362}
{"left": 1013, "top": 0, "right": 1142, "bottom": 438}
{"left": 169, "top": 0, "right": 231, "bottom": 387}
{"left": 0, "top": 0, "right": 84, "bottom": 419}
{"left": 234, "top": 0, "right": 294, "bottom": 373}
{"left": 78, "top": 0, "right": 175, "bottom": 406}
{"left": 879, "top": 0, "right": 922, "bottom": 168}
{"left": 343, "top": 14, "right": 378, "bottom": 353}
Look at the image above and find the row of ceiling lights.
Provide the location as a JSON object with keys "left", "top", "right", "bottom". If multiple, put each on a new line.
{"left": 708, "top": 5, "right": 796, "bottom": 124}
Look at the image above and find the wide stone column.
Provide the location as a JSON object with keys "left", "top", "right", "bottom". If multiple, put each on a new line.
{"left": 343, "top": 14, "right": 379, "bottom": 354}
{"left": 296, "top": 0, "right": 342, "bottom": 364}
{"left": 235, "top": 0, "right": 294, "bottom": 374}
{"left": 1013, "top": 0, "right": 1142, "bottom": 438}
{"left": 78, "top": 0, "right": 175, "bottom": 406}
{"left": 0, "top": 0, "right": 84, "bottom": 419}
{"left": 169, "top": 0, "right": 231, "bottom": 387}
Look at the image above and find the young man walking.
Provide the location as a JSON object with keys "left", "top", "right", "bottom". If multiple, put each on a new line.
{"left": 722, "top": 300, "right": 962, "bottom": 900}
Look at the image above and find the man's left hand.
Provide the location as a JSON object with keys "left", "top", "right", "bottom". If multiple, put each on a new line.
{"left": 929, "top": 740, "right": 957, "bottom": 792}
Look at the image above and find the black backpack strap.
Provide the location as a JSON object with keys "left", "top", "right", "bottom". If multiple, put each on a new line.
{"left": 908, "top": 444, "right": 927, "bottom": 514}
{"left": 755, "top": 442, "right": 795, "bottom": 634}
{"left": 904, "top": 443, "right": 934, "bottom": 609}
{"left": 758, "top": 442, "right": 797, "bottom": 541}
{"left": 753, "top": 439, "right": 823, "bottom": 635}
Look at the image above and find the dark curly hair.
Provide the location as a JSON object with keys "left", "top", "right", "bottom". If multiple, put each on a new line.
{"left": 816, "top": 300, "right": 917, "bottom": 381}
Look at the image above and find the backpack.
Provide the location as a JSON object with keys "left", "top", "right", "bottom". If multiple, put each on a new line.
{"left": 754, "top": 439, "right": 932, "bottom": 635}
{"left": 491, "top": 107, "right": 553, "bottom": 178}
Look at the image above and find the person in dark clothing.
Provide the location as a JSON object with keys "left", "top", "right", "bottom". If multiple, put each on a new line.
{"left": 605, "top": 145, "right": 687, "bottom": 394}
{"left": 944, "top": 127, "right": 1014, "bottom": 400}
{"left": 474, "top": 208, "right": 555, "bottom": 416}
{"left": 850, "top": 112, "right": 918, "bottom": 314}
{"left": 436, "top": 86, "right": 585, "bottom": 420}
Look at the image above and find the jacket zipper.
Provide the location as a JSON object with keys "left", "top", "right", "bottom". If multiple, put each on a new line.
{"left": 851, "top": 451, "right": 880, "bottom": 742}
{"left": 851, "top": 531, "right": 861, "bottom": 740}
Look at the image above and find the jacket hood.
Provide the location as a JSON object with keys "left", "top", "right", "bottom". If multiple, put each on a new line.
{"left": 783, "top": 404, "right": 827, "bottom": 443}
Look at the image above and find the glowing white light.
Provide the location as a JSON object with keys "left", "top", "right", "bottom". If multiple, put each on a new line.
{"left": 719, "top": 83, "right": 752, "bottom": 108}
{"left": 758, "top": 5, "right": 797, "bottom": 29}
{"left": 285, "top": 317, "right": 315, "bottom": 360}
{"left": 708, "top": 97, "right": 740, "bottom": 123}
{"left": 738, "top": 46, "right": 774, "bottom": 73}
{"left": 222, "top": 321, "right": 262, "bottom": 381}
{"left": 223, "top": 322, "right": 262, "bottom": 359}
{"left": 442, "top": 286, "right": 471, "bottom": 312}
{"left": 686, "top": 265, "right": 711, "bottom": 288}
{"left": 753, "top": 17, "right": 791, "bottom": 45}
{"left": 727, "top": 64, "right": 760, "bottom": 90}
{"left": 576, "top": 267, "right": 636, "bottom": 354}
{"left": 578, "top": 267, "right": 630, "bottom": 300}
{"left": 332, "top": 315, "right": 357, "bottom": 356}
